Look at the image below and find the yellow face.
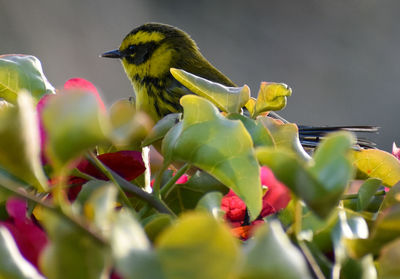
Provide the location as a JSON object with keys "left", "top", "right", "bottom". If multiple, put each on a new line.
{"left": 119, "top": 31, "right": 175, "bottom": 80}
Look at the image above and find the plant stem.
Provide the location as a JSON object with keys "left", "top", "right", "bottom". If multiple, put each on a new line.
{"left": 85, "top": 153, "right": 174, "bottom": 215}
{"left": 70, "top": 168, "right": 97, "bottom": 181}
{"left": 86, "top": 152, "right": 133, "bottom": 208}
{"left": 298, "top": 240, "right": 326, "bottom": 279}
{"left": 341, "top": 190, "right": 386, "bottom": 200}
{"left": 161, "top": 163, "right": 191, "bottom": 198}
{"left": 0, "top": 173, "right": 106, "bottom": 246}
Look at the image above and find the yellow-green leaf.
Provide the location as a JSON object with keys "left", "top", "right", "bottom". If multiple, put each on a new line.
{"left": 170, "top": 68, "right": 250, "bottom": 113}
{"left": 353, "top": 149, "right": 400, "bottom": 187}
{"left": 253, "top": 82, "right": 292, "bottom": 117}
{"left": 0, "top": 54, "right": 55, "bottom": 104}
{"left": 156, "top": 212, "right": 239, "bottom": 279}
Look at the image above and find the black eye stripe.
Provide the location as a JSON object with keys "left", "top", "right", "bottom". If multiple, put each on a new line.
{"left": 124, "top": 41, "right": 160, "bottom": 65}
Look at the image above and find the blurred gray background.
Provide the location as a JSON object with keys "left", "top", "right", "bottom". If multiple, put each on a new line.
{"left": 1, "top": 0, "right": 398, "bottom": 150}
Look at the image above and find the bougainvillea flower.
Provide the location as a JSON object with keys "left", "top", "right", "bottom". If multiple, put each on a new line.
{"left": 68, "top": 150, "right": 146, "bottom": 200}
{"left": 0, "top": 198, "right": 48, "bottom": 269}
{"left": 393, "top": 142, "right": 400, "bottom": 160}
{"left": 221, "top": 166, "right": 291, "bottom": 239}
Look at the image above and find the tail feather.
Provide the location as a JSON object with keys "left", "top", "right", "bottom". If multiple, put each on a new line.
{"left": 298, "top": 125, "right": 378, "bottom": 149}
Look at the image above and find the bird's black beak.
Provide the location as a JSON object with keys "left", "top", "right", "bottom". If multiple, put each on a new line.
{"left": 101, "top": 49, "right": 122, "bottom": 58}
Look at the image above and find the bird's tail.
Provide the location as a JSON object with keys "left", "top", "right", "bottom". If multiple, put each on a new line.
{"left": 298, "top": 125, "right": 379, "bottom": 149}
{"left": 267, "top": 111, "right": 378, "bottom": 149}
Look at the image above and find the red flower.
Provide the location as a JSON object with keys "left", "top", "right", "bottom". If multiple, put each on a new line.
{"left": 68, "top": 150, "right": 146, "bottom": 200}
{"left": 0, "top": 198, "right": 48, "bottom": 269}
{"left": 221, "top": 166, "right": 291, "bottom": 239}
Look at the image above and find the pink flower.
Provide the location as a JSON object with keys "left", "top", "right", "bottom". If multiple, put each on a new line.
{"left": 392, "top": 142, "right": 400, "bottom": 160}
{"left": 0, "top": 198, "right": 48, "bottom": 269}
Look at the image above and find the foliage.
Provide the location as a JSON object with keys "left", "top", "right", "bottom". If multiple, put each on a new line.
{"left": 0, "top": 54, "right": 399, "bottom": 278}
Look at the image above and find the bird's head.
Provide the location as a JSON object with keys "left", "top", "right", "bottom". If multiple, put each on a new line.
{"left": 101, "top": 23, "right": 199, "bottom": 80}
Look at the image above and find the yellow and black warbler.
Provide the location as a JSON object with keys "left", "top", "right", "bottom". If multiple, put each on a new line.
{"left": 101, "top": 23, "right": 376, "bottom": 148}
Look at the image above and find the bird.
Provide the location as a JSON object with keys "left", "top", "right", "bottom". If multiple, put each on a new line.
{"left": 101, "top": 23, "right": 377, "bottom": 148}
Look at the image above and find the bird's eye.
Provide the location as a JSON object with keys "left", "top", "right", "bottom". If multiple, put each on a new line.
{"left": 128, "top": 45, "right": 136, "bottom": 52}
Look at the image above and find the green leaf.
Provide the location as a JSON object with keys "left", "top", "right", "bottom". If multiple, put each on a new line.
{"left": 0, "top": 92, "right": 48, "bottom": 191}
{"left": 0, "top": 54, "right": 55, "bottom": 103}
{"left": 227, "top": 113, "right": 274, "bottom": 148}
{"left": 0, "top": 227, "right": 45, "bottom": 279}
{"left": 239, "top": 221, "right": 311, "bottom": 279}
{"left": 163, "top": 170, "right": 228, "bottom": 215}
{"left": 377, "top": 238, "right": 400, "bottom": 279}
{"left": 309, "top": 131, "right": 354, "bottom": 193}
{"left": 156, "top": 212, "right": 239, "bottom": 279}
{"left": 109, "top": 99, "right": 153, "bottom": 150}
{"left": 162, "top": 95, "right": 262, "bottom": 220}
{"left": 196, "top": 191, "right": 225, "bottom": 219}
{"left": 162, "top": 95, "right": 261, "bottom": 219}
{"left": 258, "top": 116, "right": 311, "bottom": 161}
{"left": 353, "top": 149, "right": 400, "bottom": 187}
{"left": 257, "top": 132, "right": 354, "bottom": 218}
{"left": 170, "top": 68, "right": 250, "bottom": 113}
{"left": 253, "top": 82, "right": 292, "bottom": 117}
{"left": 143, "top": 214, "right": 173, "bottom": 243}
{"left": 356, "top": 178, "right": 382, "bottom": 211}
{"left": 42, "top": 91, "right": 109, "bottom": 170}
{"left": 142, "top": 113, "right": 181, "bottom": 147}
{"left": 39, "top": 209, "right": 110, "bottom": 279}
{"left": 112, "top": 210, "right": 164, "bottom": 279}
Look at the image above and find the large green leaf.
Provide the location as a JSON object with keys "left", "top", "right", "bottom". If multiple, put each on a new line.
{"left": 0, "top": 54, "right": 54, "bottom": 103}
{"left": 162, "top": 95, "right": 262, "bottom": 219}
{"left": 42, "top": 91, "right": 109, "bottom": 169}
{"left": 257, "top": 132, "right": 354, "bottom": 218}
{"left": 0, "top": 92, "right": 48, "bottom": 191}
{"left": 112, "top": 210, "right": 164, "bottom": 279}
{"left": 239, "top": 221, "right": 311, "bottom": 279}
{"left": 353, "top": 149, "right": 400, "bottom": 187}
{"left": 170, "top": 68, "right": 250, "bottom": 113}
{"left": 163, "top": 170, "right": 228, "bottom": 215}
{"left": 0, "top": 227, "right": 45, "bottom": 279}
{"left": 156, "top": 212, "right": 239, "bottom": 279}
{"left": 39, "top": 209, "right": 110, "bottom": 279}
